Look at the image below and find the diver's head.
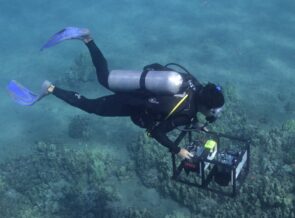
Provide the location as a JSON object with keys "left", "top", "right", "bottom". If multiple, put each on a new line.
{"left": 200, "top": 83, "right": 224, "bottom": 109}
{"left": 198, "top": 83, "right": 225, "bottom": 122}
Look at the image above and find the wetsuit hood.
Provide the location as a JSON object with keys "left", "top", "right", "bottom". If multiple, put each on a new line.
{"left": 198, "top": 83, "right": 224, "bottom": 109}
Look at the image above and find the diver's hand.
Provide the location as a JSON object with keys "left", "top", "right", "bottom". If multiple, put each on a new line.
{"left": 177, "top": 148, "right": 194, "bottom": 159}
{"left": 194, "top": 122, "right": 209, "bottom": 132}
{"left": 201, "top": 126, "right": 209, "bottom": 132}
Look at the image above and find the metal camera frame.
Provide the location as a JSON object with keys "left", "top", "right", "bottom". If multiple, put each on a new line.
{"left": 171, "top": 128, "right": 250, "bottom": 197}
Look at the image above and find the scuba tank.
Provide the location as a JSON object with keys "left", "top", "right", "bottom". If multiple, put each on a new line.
{"left": 108, "top": 70, "right": 184, "bottom": 95}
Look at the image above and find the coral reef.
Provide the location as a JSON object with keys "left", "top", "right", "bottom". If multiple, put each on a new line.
{"left": 0, "top": 141, "right": 164, "bottom": 218}
{"left": 0, "top": 142, "right": 119, "bottom": 218}
{"left": 282, "top": 119, "right": 295, "bottom": 132}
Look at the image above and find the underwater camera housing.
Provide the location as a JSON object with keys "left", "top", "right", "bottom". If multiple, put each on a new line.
{"left": 171, "top": 129, "right": 250, "bottom": 197}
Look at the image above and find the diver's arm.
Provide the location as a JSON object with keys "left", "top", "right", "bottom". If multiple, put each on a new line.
{"left": 150, "top": 116, "right": 190, "bottom": 154}
{"left": 150, "top": 128, "right": 181, "bottom": 154}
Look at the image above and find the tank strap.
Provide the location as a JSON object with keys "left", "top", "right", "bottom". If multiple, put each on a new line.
{"left": 139, "top": 70, "right": 149, "bottom": 90}
{"left": 165, "top": 93, "right": 189, "bottom": 120}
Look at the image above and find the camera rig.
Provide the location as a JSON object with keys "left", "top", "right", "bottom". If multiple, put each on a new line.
{"left": 171, "top": 128, "right": 250, "bottom": 197}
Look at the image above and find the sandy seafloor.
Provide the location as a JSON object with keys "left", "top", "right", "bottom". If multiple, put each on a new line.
{"left": 0, "top": 0, "right": 294, "bottom": 217}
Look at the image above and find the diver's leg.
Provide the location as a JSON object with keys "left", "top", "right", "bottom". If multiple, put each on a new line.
{"left": 83, "top": 38, "right": 110, "bottom": 89}
{"left": 51, "top": 86, "right": 143, "bottom": 116}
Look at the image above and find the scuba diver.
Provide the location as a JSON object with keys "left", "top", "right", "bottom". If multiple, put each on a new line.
{"left": 7, "top": 27, "right": 225, "bottom": 160}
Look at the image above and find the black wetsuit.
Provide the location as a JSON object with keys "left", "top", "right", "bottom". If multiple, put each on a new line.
{"left": 53, "top": 40, "right": 200, "bottom": 154}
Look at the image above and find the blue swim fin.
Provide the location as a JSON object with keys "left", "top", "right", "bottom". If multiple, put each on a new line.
{"left": 7, "top": 80, "right": 43, "bottom": 106}
{"left": 40, "top": 27, "right": 90, "bottom": 51}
